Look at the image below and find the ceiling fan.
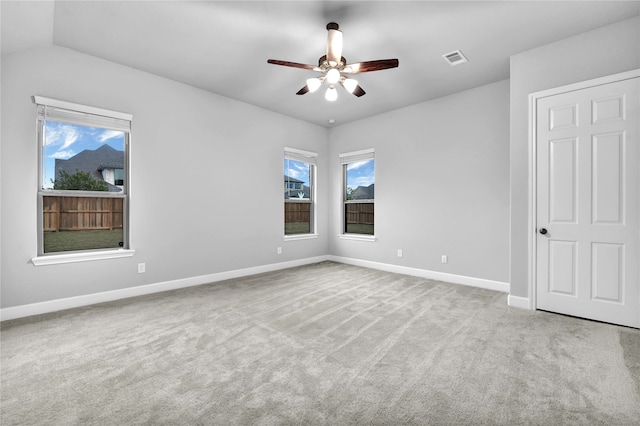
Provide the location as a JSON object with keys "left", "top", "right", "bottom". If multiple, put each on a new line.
{"left": 267, "top": 22, "right": 399, "bottom": 101}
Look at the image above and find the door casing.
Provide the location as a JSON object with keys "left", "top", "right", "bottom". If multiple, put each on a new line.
{"left": 527, "top": 69, "right": 640, "bottom": 317}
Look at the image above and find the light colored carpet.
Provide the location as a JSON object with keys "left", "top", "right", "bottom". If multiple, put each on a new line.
{"left": 1, "top": 261, "right": 639, "bottom": 425}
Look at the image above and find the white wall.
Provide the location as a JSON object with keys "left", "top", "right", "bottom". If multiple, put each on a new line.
{"left": 1, "top": 45, "right": 510, "bottom": 314}
{"left": 1, "top": 45, "right": 328, "bottom": 309}
{"left": 509, "top": 16, "right": 640, "bottom": 299}
{"left": 4, "top": 16, "right": 638, "bottom": 315}
{"left": 328, "top": 80, "right": 510, "bottom": 284}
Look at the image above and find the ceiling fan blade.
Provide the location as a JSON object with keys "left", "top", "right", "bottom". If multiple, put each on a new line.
{"left": 325, "top": 24, "right": 343, "bottom": 66}
{"left": 351, "top": 84, "right": 366, "bottom": 97}
{"left": 267, "top": 59, "right": 317, "bottom": 70}
{"left": 296, "top": 85, "right": 310, "bottom": 95}
{"left": 343, "top": 59, "right": 399, "bottom": 74}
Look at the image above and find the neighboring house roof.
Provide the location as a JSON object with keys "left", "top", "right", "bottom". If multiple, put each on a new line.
{"left": 284, "top": 175, "right": 310, "bottom": 199}
{"left": 56, "top": 144, "right": 123, "bottom": 179}
{"left": 284, "top": 175, "right": 304, "bottom": 184}
{"left": 55, "top": 144, "right": 124, "bottom": 192}
{"left": 97, "top": 163, "right": 123, "bottom": 171}
{"left": 351, "top": 184, "right": 375, "bottom": 200}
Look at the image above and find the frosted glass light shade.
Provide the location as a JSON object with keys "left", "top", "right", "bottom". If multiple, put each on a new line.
{"left": 342, "top": 78, "right": 358, "bottom": 93}
{"left": 326, "top": 68, "right": 341, "bottom": 84}
{"left": 306, "top": 78, "right": 322, "bottom": 93}
{"left": 325, "top": 85, "right": 338, "bottom": 101}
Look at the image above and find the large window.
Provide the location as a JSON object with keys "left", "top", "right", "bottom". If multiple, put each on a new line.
{"left": 33, "top": 96, "right": 132, "bottom": 258}
{"left": 284, "top": 147, "right": 317, "bottom": 236}
{"left": 341, "top": 149, "right": 374, "bottom": 236}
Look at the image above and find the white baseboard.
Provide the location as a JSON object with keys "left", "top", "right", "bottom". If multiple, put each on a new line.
{"left": 507, "top": 294, "right": 532, "bottom": 310}
{"left": 0, "top": 255, "right": 330, "bottom": 321}
{"left": 327, "top": 255, "right": 510, "bottom": 293}
{"left": 1, "top": 255, "right": 518, "bottom": 321}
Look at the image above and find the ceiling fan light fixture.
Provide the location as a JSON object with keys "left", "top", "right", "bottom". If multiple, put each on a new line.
{"left": 267, "top": 22, "right": 399, "bottom": 100}
{"left": 306, "top": 77, "right": 322, "bottom": 93}
{"left": 326, "top": 68, "right": 341, "bottom": 84}
{"left": 342, "top": 78, "right": 359, "bottom": 94}
{"left": 325, "top": 85, "right": 338, "bottom": 101}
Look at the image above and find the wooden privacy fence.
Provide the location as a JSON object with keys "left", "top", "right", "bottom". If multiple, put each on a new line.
{"left": 345, "top": 202, "right": 374, "bottom": 225}
{"left": 284, "top": 201, "right": 311, "bottom": 224}
{"left": 43, "top": 196, "right": 123, "bottom": 231}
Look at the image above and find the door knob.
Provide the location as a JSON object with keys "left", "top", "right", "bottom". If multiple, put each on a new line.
{"left": 539, "top": 228, "right": 548, "bottom": 235}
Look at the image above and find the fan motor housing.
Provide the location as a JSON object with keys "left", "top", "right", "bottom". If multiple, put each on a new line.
{"left": 318, "top": 55, "right": 347, "bottom": 69}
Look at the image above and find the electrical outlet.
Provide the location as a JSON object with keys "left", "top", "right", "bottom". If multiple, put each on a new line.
{"left": 277, "top": 247, "right": 282, "bottom": 255}
{"left": 138, "top": 263, "right": 146, "bottom": 273}
{"left": 397, "top": 249, "right": 403, "bottom": 257}
{"left": 441, "top": 255, "right": 448, "bottom": 264}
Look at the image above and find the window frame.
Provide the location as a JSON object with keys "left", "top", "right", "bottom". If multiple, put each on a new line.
{"left": 284, "top": 147, "right": 318, "bottom": 241}
{"left": 339, "top": 148, "right": 376, "bottom": 241}
{"left": 31, "top": 96, "right": 135, "bottom": 265}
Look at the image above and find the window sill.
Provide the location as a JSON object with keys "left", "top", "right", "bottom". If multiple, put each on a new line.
{"left": 284, "top": 233, "right": 319, "bottom": 241}
{"left": 31, "top": 249, "right": 135, "bottom": 266}
{"left": 338, "top": 234, "right": 376, "bottom": 242}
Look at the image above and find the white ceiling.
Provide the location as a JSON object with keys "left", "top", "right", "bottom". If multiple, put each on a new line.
{"left": 2, "top": 1, "right": 639, "bottom": 127}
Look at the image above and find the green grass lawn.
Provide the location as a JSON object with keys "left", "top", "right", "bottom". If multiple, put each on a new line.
{"left": 44, "top": 223, "right": 370, "bottom": 253}
{"left": 285, "top": 222, "right": 374, "bottom": 235}
{"left": 345, "top": 223, "right": 374, "bottom": 235}
{"left": 285, "top": 222, "right": 311, "bottom": 235}
{"left": 44, "top": 229, "right": 124, "bottom": 253}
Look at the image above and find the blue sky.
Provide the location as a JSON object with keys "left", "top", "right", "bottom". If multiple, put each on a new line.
{"left": 284, "top": 158, "right": 374, "bottom": 190}
{"left": 42, "top": 121, "right": 124, "bottom": 188}
{"left": 284, "top": 158, "right": 310, "bottom": 185}
{"left": 346, "top": 159, "right": 374, "bottom": 189}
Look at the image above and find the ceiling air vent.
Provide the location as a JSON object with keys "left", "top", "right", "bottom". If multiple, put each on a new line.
{"left": 443, "top": 50, "right": 468, "bottom": 67}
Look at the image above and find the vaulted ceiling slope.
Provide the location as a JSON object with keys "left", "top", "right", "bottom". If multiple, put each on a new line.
{"left": 2, "top": 1, "right": 639, "bottom": 127}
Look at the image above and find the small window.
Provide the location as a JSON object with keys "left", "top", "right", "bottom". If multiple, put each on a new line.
{"left": 341, "top": 149, "right": 375, "bottom": 236}
{"left": 284, "top": 147, "right": 317, "bottom": 236}
{"left": 114, "top": 168, "right": 124, "bottom": 186}
{"left": 34, "top": 96, "right": 131, "bottom": 256}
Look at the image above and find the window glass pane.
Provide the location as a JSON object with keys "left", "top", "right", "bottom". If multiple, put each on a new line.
{"left": 284, "top": 158, "right": 312, "bottom": 235}
{"left": 42, "top": 195, "right": 124, "bottom": 253}
{"left": 42, "top": 121, "right": 125, "bottom": 192}
{"left": 114, "top": 169, "right": 124, "bottom": 186}
{"left": 284, "top": 159, "right": 310, "bottom": 200}
{"left": 345, "top": 158, "right": 374, "bottom": 200}
{"left": 345, "top": 203, "right": 374, "bottom": 235}
{"left": 344, "top": 158, "right": 374, "bottom": 235}
{"left": 284, "top": 202, "right": 311, "bottom": 235}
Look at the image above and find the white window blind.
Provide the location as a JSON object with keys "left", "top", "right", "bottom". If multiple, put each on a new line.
{"left": 285, "top": 147, "right": 317, "bottom": 165}
{"left": 339, "top": 148, "right": 374, "bottom": 164}
{"left": 33, "top": 96, "right": 131, "bottom": 132}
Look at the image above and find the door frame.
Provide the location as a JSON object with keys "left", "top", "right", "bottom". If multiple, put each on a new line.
{"left": 527, "top": 69, "right": 640, "bottom": 312}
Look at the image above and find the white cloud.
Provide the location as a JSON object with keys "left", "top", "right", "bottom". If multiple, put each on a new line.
{"left": 99, "top": 130, "right": 122, "bottom": 142}
{"left": 346, "top": 160, "right": 369, "bottom": 170}
{"left": 287, "top": 168, "right": 301, "bottom": 179}
{"left": 49, "top": 150, "right": 76, "bottom": 160}
{"left": 44, "top": 127, "right": 63, "bottom": 146}
{"left": 285, "top": 159, "right": 310, "bottom": 181}
{"left": 46, "top": 124, "right": 79, "bottom": 149}
{"left": 60, "top": 128, "right": 79, "bottom": 149}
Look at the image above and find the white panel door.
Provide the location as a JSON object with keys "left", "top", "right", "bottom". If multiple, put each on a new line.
{"left": 536, "top": 77, "right": 639, "bottom": 328}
